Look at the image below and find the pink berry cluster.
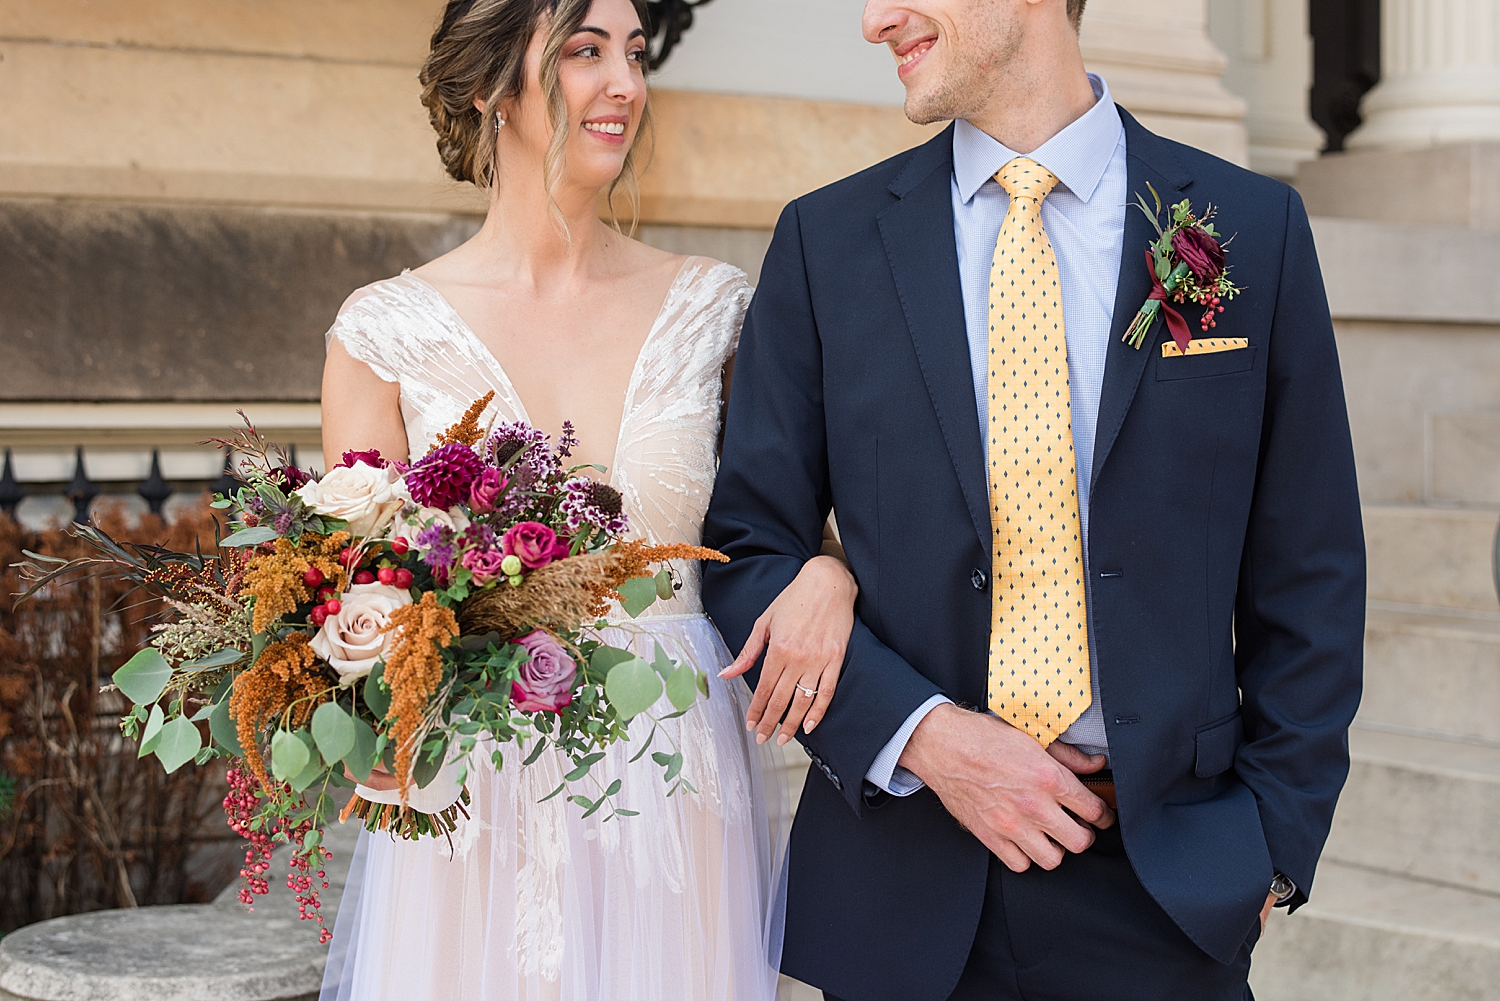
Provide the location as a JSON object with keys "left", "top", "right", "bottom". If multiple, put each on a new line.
{"left": 223, "top": 766, "right": 273, "bottom": 906}
{"left": 222, "top": 766, "right": 333, "bottom": 942}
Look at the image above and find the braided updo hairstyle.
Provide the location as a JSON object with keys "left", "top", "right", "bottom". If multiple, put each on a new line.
{"left": 419, "top": 0, "right": 653, "bottom": 224}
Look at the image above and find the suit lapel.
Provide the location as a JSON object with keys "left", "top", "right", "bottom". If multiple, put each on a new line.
{"left": 877, "top": 127, "right": 992, "bottom": 553}
{"left": 1090, "top": 109, "right": 1194, "bottom": 495}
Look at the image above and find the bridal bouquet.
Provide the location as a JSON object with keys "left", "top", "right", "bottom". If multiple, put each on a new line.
{"left": 15, "top": 394, "right": 722, "bottom": 940}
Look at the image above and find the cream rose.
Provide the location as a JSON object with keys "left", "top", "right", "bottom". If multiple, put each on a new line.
{"left": 295, "top": 461, "right": 403, "bottom": 537}
{"left": 387, "top": 501, "right": 471, "bottom": 549}
{"left": 310, "top": 582, "right": 413, "bottom": 685}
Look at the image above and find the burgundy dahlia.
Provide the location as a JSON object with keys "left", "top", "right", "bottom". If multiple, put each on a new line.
{"left": 1171, "top": 225, "right": 1226, "bottom": 282}
{"left": 406, "top": 443, "right": 484, "bottom": 509}
{"left": 558, "top": 477, "right": 628, "bottom": 536}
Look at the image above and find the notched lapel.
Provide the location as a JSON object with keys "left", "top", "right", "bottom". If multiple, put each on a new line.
{"left": 1091, "top": 110, "right": 1193, "bottom": 495}
{"left": 876, "top": 131, "right": 991, "bottom": 554}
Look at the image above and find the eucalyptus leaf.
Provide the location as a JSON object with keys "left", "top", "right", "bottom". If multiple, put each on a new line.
{"left": 288, "top": 753, "right": 325, "bottom": 794}
{"left": 589, "top": 645, "right": 637, "bottom": 677}
{"left": 113, "top": 648, "right": 172, "bottom": 706}
{"left": 603, "top": 656, "right": 661, "bottom": 721}
{"left": 271, "top": 729, "right": 311, "bottom": 782}
{"left": 194, "top": 746, "right": 215, "bottom": 766}
{"left": 311, "top": 702, "right": 356, "bottom": 765}
{"left": 155, "top": 716, "right": 203, "bottom": 774}
{"left": 364, "top": 661, "right": 390, "bottom": 721}
{"left": 347, "top": 716, "right": 379, "bottom": 783}
{"left": 189, "top": 703, "right": 214, "bottom": 722}
{"left": 137, "top": 704, "right": 166, "bottom": 757}
{"left": 208, "top": 699, "right": 244, "bottom": 756}
{"left": 413, "top": 737, "right": 448, "bottom": 789}
{"left": 181, "top": 648, "right": 244, "bottom": 670}
{"left": 616, "top": 577, "right": 658, "bottom": 618}
{"left": 221, "top": 526, "right": 279, "bottom": 548}
{"left": 654, "top": 568, "right": 674, "bottom": 601}
{"left": 651, "top": 642, "right": 674, "bottom": 681}
{"left": 696, "top": 670, "right": 710, "bottom": 699}
{"left": 665, "top": 663, "right": 699, "bottom": 713}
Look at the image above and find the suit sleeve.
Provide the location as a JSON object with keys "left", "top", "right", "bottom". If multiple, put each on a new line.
{"left": 1233, "top": 189, "right": 1366, "bottom": 909}
{"left": 702, "top": 200, "right": 944, "bottom": 816}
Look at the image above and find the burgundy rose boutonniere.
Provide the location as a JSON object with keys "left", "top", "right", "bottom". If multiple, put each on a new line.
{"left": 1122, "top": 184, "right": 1243, "bottom": 353}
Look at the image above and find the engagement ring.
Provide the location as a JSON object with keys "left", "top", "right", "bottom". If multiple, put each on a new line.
{"left": 796, "top": 684, "right": 819, "bottom": 698}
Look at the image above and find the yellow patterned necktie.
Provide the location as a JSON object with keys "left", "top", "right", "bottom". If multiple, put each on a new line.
{"left": 985, "top": 158, "right": 1091, "bottom": 747}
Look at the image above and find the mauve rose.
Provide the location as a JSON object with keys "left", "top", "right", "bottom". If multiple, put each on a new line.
{"left": 310, "top": 582, "right": 413, "bottom": 685}
{"left": 461, "top": 547, "right": 508, "bottom": 584}
{"left": 511, "top": 630, "right": 577, "bottom": 713}
{"left": 468, "top": 468, "right": 507, "bottom": 514}
{"left": 1171, "top": 226, "right": 1226, "bottom": 282}
{"left": 502, "top": 522, "right": 571, "bottom": 570}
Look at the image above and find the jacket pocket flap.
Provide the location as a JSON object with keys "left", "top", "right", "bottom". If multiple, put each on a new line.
{"left": 1194, "top": 713, "right": 1243, "bottom": 778}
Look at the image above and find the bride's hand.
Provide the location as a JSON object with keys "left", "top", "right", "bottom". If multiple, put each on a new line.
{"left": 346, "top": 761, "right": 401, "bottom": 792}
{"left": 719, "top": 555, "right": 858, "bottom": 746}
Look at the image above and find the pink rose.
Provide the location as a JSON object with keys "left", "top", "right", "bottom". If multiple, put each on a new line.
{"left": 461, "top": 547, "right": 508, "bottom": 584}
{"left": 502, "top": 522, "right": 571, "bottom": 570}
{"left": 309, "top": 583, "right": 413, "bottom": 685}
{"left": 511, "top": 630, "right": 577, "bottom": 713}
{"left": 469, "top": 468, "right": 507, "bottom": 514}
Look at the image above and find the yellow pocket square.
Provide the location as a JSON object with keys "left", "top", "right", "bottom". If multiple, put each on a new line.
{"left": 1161, "top": 337, "right": 1249, "bottom": 358}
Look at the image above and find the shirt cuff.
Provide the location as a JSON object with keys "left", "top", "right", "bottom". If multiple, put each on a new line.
{"left": 864, "top": 694, "right": 953, "bottom": 796}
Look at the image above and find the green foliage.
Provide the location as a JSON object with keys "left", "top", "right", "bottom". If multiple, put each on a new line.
{"left": 311, "top": 702, "right": 356, "bottom": 765}
{"left": 113, "top": 648, "right": 172, "bottom": 706}
{"left": 603, "top": 656, "right": 662, "bottom": 721}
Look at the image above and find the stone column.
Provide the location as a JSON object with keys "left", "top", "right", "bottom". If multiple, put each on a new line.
{"left": 1208, "top": 0, "right": 1326, "bottom": 178}
{"left": 1080, "top": 0, "right": 1249, "bottom": 165}
{"left": 1349, "top": 0, "right": 1500, "bottom": 148}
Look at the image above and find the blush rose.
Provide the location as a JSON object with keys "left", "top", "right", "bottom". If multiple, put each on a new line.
{"left": 295, "top": 461, "right": 403, "bottom": 537}
{"left": 309, "top": 582, "right": 413, "bottom": 685}
{"left": 502, "top": 522, "right": 571, "bottom": 570}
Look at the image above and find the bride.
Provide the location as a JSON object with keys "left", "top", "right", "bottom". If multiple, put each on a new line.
{"left": 317, "top": 1, "right": 855, "bottom": 998}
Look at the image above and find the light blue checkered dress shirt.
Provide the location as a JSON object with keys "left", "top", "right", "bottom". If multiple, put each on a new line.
{"left": 867, "top": 74, "right": 1127, "bottom": 795}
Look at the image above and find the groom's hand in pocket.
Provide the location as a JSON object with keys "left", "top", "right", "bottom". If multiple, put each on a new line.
{"left": 899, "top": 704, "right": 1115, "bottom": 872}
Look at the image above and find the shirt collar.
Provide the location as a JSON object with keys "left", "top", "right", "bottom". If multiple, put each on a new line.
{"left": 953, "top": 73, "right": 1121, "bottom": 206}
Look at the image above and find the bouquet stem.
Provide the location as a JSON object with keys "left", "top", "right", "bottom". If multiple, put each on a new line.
{"left": 342, "top": 787, "right": 471, "bottom": 839}
{"left": 1124, "top": 261, "right": 1194, "bottom": 349}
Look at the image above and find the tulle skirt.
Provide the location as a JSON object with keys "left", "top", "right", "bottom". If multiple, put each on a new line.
{"left": 320, "top": 614, "right": 789, "bottom": 1001}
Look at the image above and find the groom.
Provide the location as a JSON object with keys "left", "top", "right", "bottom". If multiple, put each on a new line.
{"left": 702, "top": 0, "right": 1364, "bottom": 998}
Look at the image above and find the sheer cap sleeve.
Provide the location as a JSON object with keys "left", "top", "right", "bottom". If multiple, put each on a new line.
{"left": 325, "top": 284, "right": 402, "bottom": 385}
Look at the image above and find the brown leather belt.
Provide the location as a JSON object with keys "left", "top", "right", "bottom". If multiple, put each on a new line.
{"left": 1080, "top": 771, "right": 1117, "bottom": 810}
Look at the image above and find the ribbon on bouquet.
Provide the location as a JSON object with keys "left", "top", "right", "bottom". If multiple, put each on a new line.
{"left": 1144, "top": 249, "right": 1195, "bottom": 355}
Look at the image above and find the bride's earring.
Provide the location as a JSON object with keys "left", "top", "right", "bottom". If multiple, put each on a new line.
{"left": 495, "top": 116, "right": 505, "bottom": 131}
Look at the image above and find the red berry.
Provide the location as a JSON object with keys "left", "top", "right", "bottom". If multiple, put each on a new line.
{"left": 1217, "top": 306, "right": 1225, "bottom": 313}
{"left": 310, "top": 606, "right": 328, "bottom": 627}
{"left": 317, "top": 586, "right": 335, "bottom": 603}
{"left": 394, "top": 568, "right": 414, "bottom": 589}
{"left": 353, "top": 570, "right": 376, "bottom": 585}
{"left": 339, "top": 547, "right": 354, "bottom": 564}
{"left": 324, "top": 598, "right": 342, "bottom": 615}
{"left": 302, "top": 566, "right": 324, "bottom": 588}
{"left": 390, "top": 538, "right": 409, "bottom": 555}
{"left": 377, "top": 567, "right": 397, "bottom": 585}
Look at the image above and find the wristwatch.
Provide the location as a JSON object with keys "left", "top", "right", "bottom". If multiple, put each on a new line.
{"left": 1270, "top": 871, "right": 1296, "bottom": 905}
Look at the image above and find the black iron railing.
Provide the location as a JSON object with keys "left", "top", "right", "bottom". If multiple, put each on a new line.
{"left": 0, "top": 447, "right": 244, "bottom": 524}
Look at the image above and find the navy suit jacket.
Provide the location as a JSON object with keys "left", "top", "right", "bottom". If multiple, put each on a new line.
{"left": 701, "top": 109, "right": 1364, "bottom": 1001}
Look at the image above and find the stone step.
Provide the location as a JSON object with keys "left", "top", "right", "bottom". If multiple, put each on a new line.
{"left": 1323, "top": 727, "right": 1500, "bottom": 894}
{"left": 1364, "top": 504, "right": 1499, "bottom": 614}
{"left": 1249, "top": 861, "right": 1500, "bottom": 1001}
{"left": 1362, "top": 607, "right": 1500, "bottom": 743}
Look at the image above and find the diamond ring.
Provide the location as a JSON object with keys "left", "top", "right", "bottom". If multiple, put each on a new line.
{"left": 796, "top": 684, "right": 819, "bottom": 698}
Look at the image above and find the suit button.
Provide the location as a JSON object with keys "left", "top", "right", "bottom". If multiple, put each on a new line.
{"left": 971, "top": 569, "right": 988, "bottom": 591}
{"left": 830, "top": 774, "right": 843, "bottom": 791}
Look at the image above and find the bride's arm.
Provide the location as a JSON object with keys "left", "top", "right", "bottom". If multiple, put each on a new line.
{"left": 320, "top": 337, "right": 410, "bottom": 468}
{"left": 717, "top": 354, "right": 860, "bottom": 746}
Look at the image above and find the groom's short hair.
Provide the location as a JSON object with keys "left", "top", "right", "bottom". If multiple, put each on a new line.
{"left": 1068, "top": 0, "right": 1087, "bottom": 27}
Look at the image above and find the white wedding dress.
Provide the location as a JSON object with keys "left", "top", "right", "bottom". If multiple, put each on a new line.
{"left": 319, "top": 258, "right": 787, "bottom": 1001}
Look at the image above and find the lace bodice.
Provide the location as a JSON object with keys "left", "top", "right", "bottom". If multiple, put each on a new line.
{"left": 326, "top": 257, "right": 752, "bottom": 615}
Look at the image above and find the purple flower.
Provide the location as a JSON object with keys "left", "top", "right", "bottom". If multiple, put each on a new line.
{"left": 338, "top": 449, "right": 389, "bottom": 470}
{"left": 1171, "top": 226, "right": 1226, "bottom": 282}
{"left": 502, "top": 522, "right": 571, "bottom": 569}
{"left": 558, "top": 478, "right": 628, "bottom": 536}
{"left": 461, "top": 523, "right": 497, "bottom": 551}
{"left": 406, "top": 443, "right": 484, "bottom": 509}
{"left": 469, "top": 468, "right": 507, "bottom": 513}
{"left": 269, "top": 465, "right": 310, "bottom": 492}
{"left": 461, "top": 547, "right": 508, "bottom": 585}
{"left": 485, "top": 422, "right": 560, "bottom": 483}
{"left": 511, "top": 631, "right": 577, "bottom": 714}
{"left": 415, "top": 523, "right": 458, "bottom": 582}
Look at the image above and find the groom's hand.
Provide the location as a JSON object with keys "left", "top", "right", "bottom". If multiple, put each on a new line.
{"left": 899, "top": 704, "right": 1115, "bottom": 872}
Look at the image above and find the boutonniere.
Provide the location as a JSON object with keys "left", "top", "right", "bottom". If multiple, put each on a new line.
{"left": 1122, "top": 184, "right": 1243, "bottom": 352}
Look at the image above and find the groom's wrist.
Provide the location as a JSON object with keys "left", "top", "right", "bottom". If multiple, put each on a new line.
{"left": 897, "top": 701, "right": 964, "bottom": 782}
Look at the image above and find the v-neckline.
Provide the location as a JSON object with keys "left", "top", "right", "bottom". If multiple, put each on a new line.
{"left": 401, "top": 257, "right": 697, "bottom": 486}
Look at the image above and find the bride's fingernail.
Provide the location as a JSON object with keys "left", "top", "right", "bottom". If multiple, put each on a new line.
{"left": 755, "top": 733, "right": 768, "bottom": 745}
{"left": 777, "top": 734, "right": 790, "bottom": 746}
{"left": 804, "top": 719, "right": 817, "bottom": 733}
{"left": 745, "top": 719, "right": 755, "bottom": 730}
